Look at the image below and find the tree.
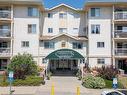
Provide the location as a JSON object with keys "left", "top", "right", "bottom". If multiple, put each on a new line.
{"left": 8, "top": 53, "right": 38, "bottom": 79}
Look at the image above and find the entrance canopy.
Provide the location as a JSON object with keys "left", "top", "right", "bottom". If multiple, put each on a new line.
{"left": 45, "top": 49, "right": 84, "bottom": 60}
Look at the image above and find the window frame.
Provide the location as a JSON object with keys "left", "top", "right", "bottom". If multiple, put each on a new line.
{"left": 28, "top": 24, "right": 37, "bottom": 34}
{"left": 91, "top": 24, "right": 100, "bottom": 34}
{"left": 44, "top": 41, "right": 55, "bottom": 49}
{"left": 97, "top": 58, "right": 105, "bottom": 64}
{"left": 21, "top": 41, "right": 29, "bottom": 48}
{"left": 97, "top": 42, "right": 105, "bottom": 48}
{"left": 59, "top": 13, "right": 67, "bottom": 19}
{"left": 72, "top": 42, "right": 83, "bottom": 49}
{"left": 28, "top": 7, "right": 39, "bottom": 17}
{"left": 48, "top": 13, "right": 53, "bottom": 18}
{"left": 48, "top": 28, "right": 53, "bottom": 33}
{"left": 91, "top": 8, "right": 100, "bottom": 17}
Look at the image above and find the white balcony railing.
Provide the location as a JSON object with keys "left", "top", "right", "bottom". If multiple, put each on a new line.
{"left": 115, "top": 48, "right": 127, "bottom": 56}
{"left": 0, "top": 10, "right": 11, "bottom": 19}
{"left": 0, "top": 29, "right": 11, "bottom": 37}
{"left": 114, "top": 30, "right": 127, "bottom": 38}
{"left": 0, "top": 48, "right": 11, "bottom": 56}
{"left": 114, "top": 12, "right": 127, "bottom": 20}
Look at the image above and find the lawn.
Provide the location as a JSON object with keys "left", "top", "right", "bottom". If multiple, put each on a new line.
{"left": 105, "top": 79, "right": 124, "bottom": 89}
{"left": 118, "top": 76, "right": 127, "bottom": 89}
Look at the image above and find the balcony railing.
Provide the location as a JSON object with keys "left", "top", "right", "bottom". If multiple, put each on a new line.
{"left": 0, "top": 29, "right": 11, "bottom": 37}
{"left": 0, "top": 48, "right": 11, "bottom": 56}
{"left": 114, "top": 12, "right": 127, "bottom": 20}
{"left": 115, "top": 48, "right": 127, "bottom": 56}
{"left": 114, "top": 30, "right": 127, "bottom": 38}
{"left": 0, "top": 10, "right": 11, "bottom": 19}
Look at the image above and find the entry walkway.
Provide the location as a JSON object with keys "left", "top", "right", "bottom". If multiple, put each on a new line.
{"left": 36, "top": 76, "right": 106, "bottom": 95}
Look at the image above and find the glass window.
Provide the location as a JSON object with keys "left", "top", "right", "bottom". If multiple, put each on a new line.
{"left": 44, "top": 42, "right": 54, "bottom": 49}
{"left": 97, "top": 42, "right": 105, "bottom": 48}
{"left": 91, "top": 8, "right": 100, "bottom": 17}
{"left": 28, "top": 24, "right": 36, "bottom": 34}
{"left": 59, "top": 13, "right": 67, "bottom": 19}
{"left": 61, "top": 42, "right": 66, "bottom": 47}
{"left": 91, "top": 24, "right": 100, "bottom": 34}
{"left": 97, "top": 58, "right": 105, "bottom": 64}
{"left": 59, "top": 28, "right": 67, "bottom": 33}
{"left": 73, "top": 13, "right": 80, "bottom": 18}
{"left": 48, "top": 13, "right": 53, "bottom": 18}
{"left": 73, "top": 42, "right": 83, "bottom": 49}
{"left": 28, "top": 7, "right": 38, "bottom": 17}
{"left": 48, "top": 28, "right": 53, "bottom": 33}
{"left": 73, "top": 28, "right": 78, "bottom": 33}
{"left": 21, "top": 41, "right": 29, "bottom": 47}
{"left": 42, "top": 58, "right": 47, "bottom": 64}
{"left": 0, "top": 42, "right": 8, "bottom": 48}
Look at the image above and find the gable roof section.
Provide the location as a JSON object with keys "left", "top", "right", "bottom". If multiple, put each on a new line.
{"left": 46, "top": 3, "right": 82, "bottom": 11}
{"left": 40, "top": 33, "right": 88, "bottom": 41}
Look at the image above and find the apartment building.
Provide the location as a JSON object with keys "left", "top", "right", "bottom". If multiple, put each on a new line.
{"left": 0, "top": 0, "right": 127, "bottom": 74}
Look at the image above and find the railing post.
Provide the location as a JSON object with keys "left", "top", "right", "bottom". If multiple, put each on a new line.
{"left": 76, "top": 86, "right": 80, "bottom": 95}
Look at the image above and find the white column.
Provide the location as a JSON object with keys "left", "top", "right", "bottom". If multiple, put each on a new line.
{"left": 112, "top": 5, "right": 115, "bottom": 67}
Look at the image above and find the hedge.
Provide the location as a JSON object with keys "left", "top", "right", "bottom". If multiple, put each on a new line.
{"left": 0, "top": 76, "right": 45, "bottom": 86}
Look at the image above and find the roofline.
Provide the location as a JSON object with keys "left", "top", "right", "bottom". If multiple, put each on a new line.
{"left": 83, "top": 1, "right": 127, "bottom": 10}
{"left": 45, "top": 3, "right": 82, "bottom": 11}
{"left": 0, "top": 0, "right": 44, "bottom": 11}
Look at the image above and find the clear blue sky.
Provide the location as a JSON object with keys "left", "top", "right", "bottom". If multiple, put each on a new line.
{"left": 43, "top": 0, "right": 85, "bottom": 9}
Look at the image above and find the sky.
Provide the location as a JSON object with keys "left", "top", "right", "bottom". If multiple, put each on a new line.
{"left": 43, "top": 0, "right": 85, "bottom": 9}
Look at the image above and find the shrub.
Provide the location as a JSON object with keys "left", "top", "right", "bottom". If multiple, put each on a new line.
{"left": 8, "top": 53, "right": 38, "bottom": 79}
{"left": 82, "top": 75, "right": 105, "bottom": 89}
{"left": 96, "top": 65, "right": 118, "bottom": 80}
{"left": 0, "top": 81, "right": 9, "bottom": 87}
{"left": 0, "top": 76, "right": 45, "bottom": 86}
{"left": 13, "top": 76, "right": 44, "bottom": 86}
{"left": 76, "top": 70, "right": 82, "bottom": 80}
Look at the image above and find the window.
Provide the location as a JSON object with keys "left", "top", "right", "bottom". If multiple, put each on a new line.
{"left": 73, "top": 13, "right": 79, "bottom": 18}
{"left": 44, "top": 42, "right": 54, "bottom": 49}
{"left": 0, "top": 42, "right": 8, "bottom": 48}
{"left": 73, "top": 42, "right": 83, "bottom": 49}
{"left": 61, "top": 42, "right": 66, "bottom": 47}
{"left": 42, "top": 58, "right": 47, "bottom": 64}
{"left": 28, "top": 7, "right": 38, "bottom": 17}
{"left": 48, "top": 13, "right": 53, "bottom": 18}
{"left": 97, "top": 58, "right": 105, "bottom": 64}
{"left": 48, "top": 28, "right": 53, "bottom": 33}
{"left": 73, "top": 28, "right": 78, "bottom": 33}
{"left": 91, "top": 8, "right": 100, "bottom": 17}
{"left": 21, "top": 41, "right": 29, "bottom": 47}
{"left": 59, "top": 28, "right": 67, "bottom": 33}
{"left": 28, "top": 24, "right": 36, "bottom": 34}
{"left": 80, "top": 59, "right": 85, "bottom": 64}
{"left": 91, "top": 24, "right": 100, "bottom": 34}
{"left": 97, "top": 42, "right": 105, "bottom": 48}
{"left": 59, "top": 13, "right": 67, "bottom": 19}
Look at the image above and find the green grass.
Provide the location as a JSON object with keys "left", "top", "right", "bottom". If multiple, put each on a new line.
{"left": 104, "top": 79, "right": 124, "bottom": 89}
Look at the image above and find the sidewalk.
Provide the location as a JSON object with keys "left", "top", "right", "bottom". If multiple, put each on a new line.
{"left": 0, "top": 76, "right": 109, "bottom": 95}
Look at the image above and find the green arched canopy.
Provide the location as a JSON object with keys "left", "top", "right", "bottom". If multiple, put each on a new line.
{"left": 45, "top": 49, "right": 84, "bottom": 60}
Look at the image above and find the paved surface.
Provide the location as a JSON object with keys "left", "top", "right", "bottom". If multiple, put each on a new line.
{"left": 36, "top": 76, "right": 107, "bottom": 95}
{"left": 0, "top": 76, "right": 109, "bottom": 95}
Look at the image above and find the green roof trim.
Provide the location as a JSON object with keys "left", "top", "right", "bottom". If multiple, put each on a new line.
{"left": 45, "top": 49, "right": 84, "bottom": 59}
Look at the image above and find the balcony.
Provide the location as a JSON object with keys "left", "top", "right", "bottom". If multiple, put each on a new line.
{"left": 114, "top": 12, "right": 127, "bottom": 20}
{"left": 0, "top": 29, "right": 11, "bottom": 37}
{"left": 0, "top": 10, "right": 11, "bottom": 19}
{"left": 115, "top": 48, "right": 127, "bottom": 56}
{"left": 0, "top": 48, "right": 11, "bottom": 57}
{"left": 114, "top": 30, "right": 127, "bottom": 38}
